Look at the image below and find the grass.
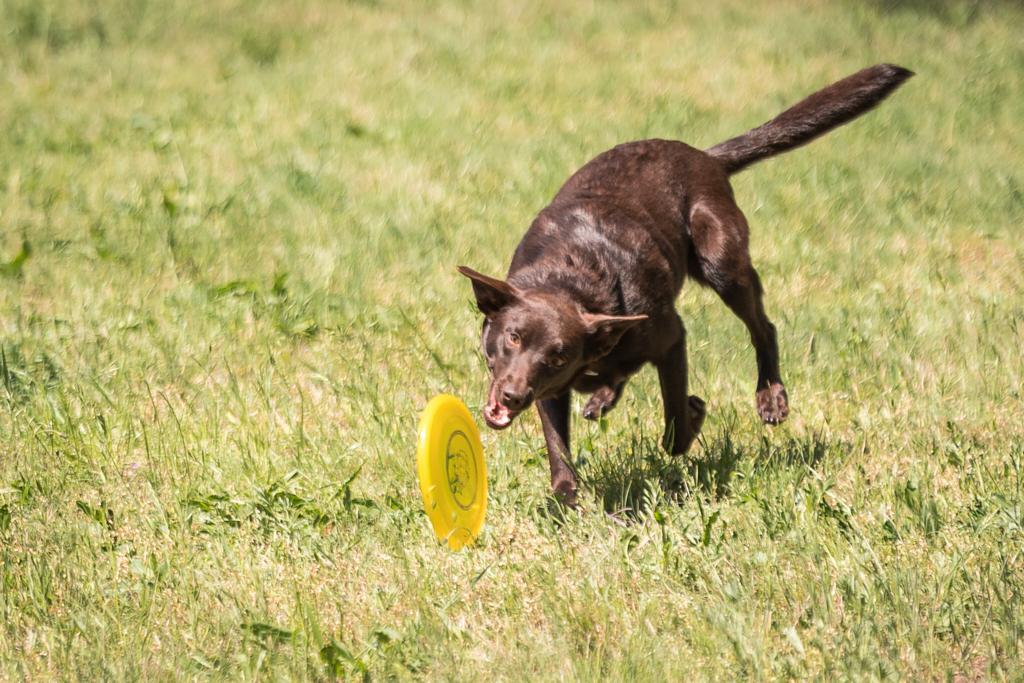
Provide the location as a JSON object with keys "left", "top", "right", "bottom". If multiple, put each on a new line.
{"left": 1, "top": 0, "right": 1023, "bottom": 678}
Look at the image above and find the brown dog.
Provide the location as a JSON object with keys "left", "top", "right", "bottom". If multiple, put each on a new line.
{"left": 459, "top": 64, "right": 913, "bottom": 506}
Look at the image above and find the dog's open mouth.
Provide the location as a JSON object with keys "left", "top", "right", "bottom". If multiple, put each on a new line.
{"left": 483, "top": 400, "right": 519, "bottom": 430}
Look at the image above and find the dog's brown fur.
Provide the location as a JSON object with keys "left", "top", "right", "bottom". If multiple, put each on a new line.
{"left": 460, "top": 64, "right": 913, "bottom": 506}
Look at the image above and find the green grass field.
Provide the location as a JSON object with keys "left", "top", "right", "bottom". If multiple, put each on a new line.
{"left": 2, "top": 0, "right": 1023, "bottom": 679}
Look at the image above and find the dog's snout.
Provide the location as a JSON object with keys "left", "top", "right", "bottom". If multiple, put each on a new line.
{"left": 501, "top": 386, "right": 534, "bottom": 411}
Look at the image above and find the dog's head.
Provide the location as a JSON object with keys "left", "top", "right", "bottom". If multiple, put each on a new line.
{"left": 458, "top": 266, "right": 646, "bottom": 429}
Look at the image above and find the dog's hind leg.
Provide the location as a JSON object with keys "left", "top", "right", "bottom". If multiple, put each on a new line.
{"left": 720, "top": 270, "right": 788, "bottom": 424}
{"left": 655, "top": 314, "right": 706, "bottom": 454}
{"left": 688, "top": 200, "right": 789, "bottom": 424}
{"left": 537, "top": 392, "right": 578, "bottom": 506}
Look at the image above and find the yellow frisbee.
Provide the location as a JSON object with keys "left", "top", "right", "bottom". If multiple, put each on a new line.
{"left": 416, "top": 395, "right": 487, "bottom": 550}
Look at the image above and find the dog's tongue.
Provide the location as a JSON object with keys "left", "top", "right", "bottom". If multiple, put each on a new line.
{"left": 485, "top": 400, "right": 511, "bottom": 427}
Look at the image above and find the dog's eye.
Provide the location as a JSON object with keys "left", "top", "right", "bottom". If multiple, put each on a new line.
{"left": 547, "top": 353, "right": 567, "bottom": 368}
{"left": 507, "top": 331, "right": 521, "bottom": 347}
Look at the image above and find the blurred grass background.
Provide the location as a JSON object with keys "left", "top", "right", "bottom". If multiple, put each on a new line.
{"left": 1, "top": 0, "right": 1022, "bottom": 679}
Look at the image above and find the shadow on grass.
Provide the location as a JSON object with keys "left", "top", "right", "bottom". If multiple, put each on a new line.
{"left": 570, "top": 433, "right": 735, "bottom": 522}
{"left": 573, "top": 430, "right": 837, "bottom": 522}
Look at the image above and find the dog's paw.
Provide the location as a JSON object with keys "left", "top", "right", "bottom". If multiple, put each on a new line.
{"left": 663, "top": 395, "right": 706, "bottom": 455}
{"left": 756, "top": 383, "right": 789, "bottom": 424}
{"left": 688, "top": 395, "right": 707, "bottom": 434}
{"left": 551, "top": 479, "right": 579, "bottom": 509}
{"left": 582, "top": 385, "right": 619, "bottom": 421}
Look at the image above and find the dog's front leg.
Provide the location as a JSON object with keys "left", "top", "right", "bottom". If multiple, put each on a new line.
{"left": 537, "top": 391, "right": 577, "bottom": 506}
{"left": 655, "top": 324, "right": 706, "bottom": 454}
{"left": 581, "top": 381, "right": 625, "bottom": 421}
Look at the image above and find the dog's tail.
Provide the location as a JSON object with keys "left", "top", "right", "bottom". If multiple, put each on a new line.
{"left": 706, "top": 64, "right": 913, "bottom": 175}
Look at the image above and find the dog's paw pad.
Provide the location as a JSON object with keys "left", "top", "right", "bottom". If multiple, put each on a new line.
{"left": 756, "top": 383, "right": 789, "bottom": 424}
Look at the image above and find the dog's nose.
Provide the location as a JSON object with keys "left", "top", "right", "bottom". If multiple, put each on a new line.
{"left": 501, "top": 387, "right": 534, "bottom": 411}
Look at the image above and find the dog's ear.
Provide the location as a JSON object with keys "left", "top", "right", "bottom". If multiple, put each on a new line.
{"left": 581, "top": 312, "right": 648, "bottom": 359}
{"left": 457, "top": 266, "right": 520, "bottom": 316}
